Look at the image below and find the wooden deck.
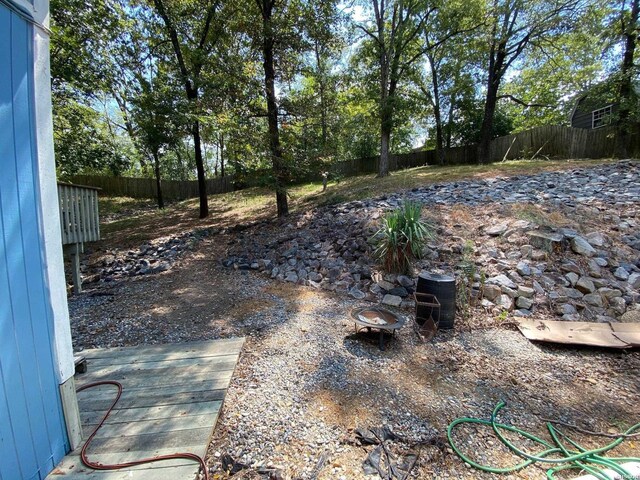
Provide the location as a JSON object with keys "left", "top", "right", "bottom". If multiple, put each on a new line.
{"left": 47, "top": 338, "right": 245, "bottom": 479}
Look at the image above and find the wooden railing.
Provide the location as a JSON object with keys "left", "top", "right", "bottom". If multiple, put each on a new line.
{"left": 57, "top": 183, "right": 101, "bottom": 294}
{"left": 57, "top": 182, "right": 100, "bottom": 245}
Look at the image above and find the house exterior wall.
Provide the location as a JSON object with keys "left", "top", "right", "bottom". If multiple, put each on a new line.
{"left": 0, "top": 0, "right": 76, "bottom": 478}
{"left": 571, "top": 96, "right": 620, "bottom": 129}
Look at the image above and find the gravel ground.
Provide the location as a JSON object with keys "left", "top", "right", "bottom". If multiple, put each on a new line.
{"left": 69, "top": 238, "right": 639, "bottom": 480}
{"left": 68, "top": 162, "right": 640, "bottom": 480}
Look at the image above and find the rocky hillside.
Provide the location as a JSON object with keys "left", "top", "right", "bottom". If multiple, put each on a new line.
{"left": 222, "top": 160, "right": 640, "bottom": 324}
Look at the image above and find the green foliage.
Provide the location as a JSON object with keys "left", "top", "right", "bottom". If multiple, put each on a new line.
{"left": 443, "top": 103, "right": 514, "bottom": 146}
{"left": 456, "top": 239, "right": 478, "bottom": 318}
{"left": 53, "top": 95, "right": 130, "bottom": 178}
{"left": 372, "top": 201, "right": 433, "bottom": 274}
{"left": 48, "top": 0, "right": 638, "bottom": 209}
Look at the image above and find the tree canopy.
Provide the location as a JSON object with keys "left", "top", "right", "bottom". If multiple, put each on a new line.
{"left": 50, "top": 0, "right": 638, "bottom": 216}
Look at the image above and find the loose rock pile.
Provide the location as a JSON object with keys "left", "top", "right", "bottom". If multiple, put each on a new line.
{"left": 83, "top": 229, "right": 215, "bottom": 284}
{"left": 224, "top": 161, "right": 640, "bottom": 322}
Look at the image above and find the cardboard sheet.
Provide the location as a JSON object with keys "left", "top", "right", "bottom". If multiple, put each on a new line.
{"left": 516, "top": 319, "right": 640, "bottom": 349}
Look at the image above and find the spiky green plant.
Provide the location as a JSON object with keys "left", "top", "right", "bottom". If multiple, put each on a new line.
{"left": 372, "top": 201, "right": 433, "bottom": 274}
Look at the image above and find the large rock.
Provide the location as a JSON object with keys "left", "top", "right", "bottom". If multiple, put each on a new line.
{"left": 349, "top": 287, "right": 366, "bottom": 300}
{"left": 501, "top": 286, "right": 518, "bottom": 298}
{"left": 621, "top": 309, "right": 640, "bottom": 323}
{"left": 565, "top": 272, "right": 579, "bottom": 286}
{"left": 613, "top": 267, "right": 629, "bottom": 281}
{"left": 557, "top": 286, "right": 584, "bottom": 299}
{"left": 583, "top": 293, "right": 604, "bottom": 307}
{"left": 587, "top": 259, "right": 602, "bottom": 278}
{"left": 285, "top": 272, "right": 299, "bottom": 283}
{"left": 483, "top": 284, "right": 502, "bottom": 301}
{"left": 585, "top": 232, "right": 607, "bottom": 247}
{"left": 555, "top": 303, "right": 577, "bottom": 315}
{"left": 570, "top": 236, "right": 596, "bottom": 257}
{"left": 382, "top": 294, "right": 402, "bottom": 307}
{"left": 496, "top": 294, "right": 514, "bottom": 311}
{"left": 516, "top": 296, "right": 534, "bottom": 309}
{"left": 628, "top": 272, "right": 640, "bottom": 289}
{"left": 486, "top": 223, "right": 509, "bottom": 236}
{"left": 487, "top": 274, "right": 517, "bottom": 290}
{"left": 388, "top": 287, "right": 409, "bottom": 297}
{"left": 575, "top": 277, "right": 596, "bottom": 294}
{"left": 517, "top": 285, "right": 535, "bottom": 298}
{"left": 608, "top": 297, "right": 626, "bottom": 316}
{"left": 599, "top": 287, "right": 622, "bottom": 299}
{"left": 527, "top": 231, "right": 564, "bottom": 252}
{"left": 377, "top": 279, "right": 395, "bottom": 291}
{"left": 515, "top": 261, "right": 531, "bottom": 276}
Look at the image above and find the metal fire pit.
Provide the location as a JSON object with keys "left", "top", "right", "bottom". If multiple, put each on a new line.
{"left": 351, "top": 306, "right": 405, "bottom": 350}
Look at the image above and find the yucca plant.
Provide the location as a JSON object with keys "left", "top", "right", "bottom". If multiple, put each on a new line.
{"left": 372, "top": 201, "right": 433, "bottom": 274}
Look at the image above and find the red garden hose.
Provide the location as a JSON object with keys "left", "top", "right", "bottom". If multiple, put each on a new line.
{"left": 77, "top": 381, "right": 210, "bottom": 480}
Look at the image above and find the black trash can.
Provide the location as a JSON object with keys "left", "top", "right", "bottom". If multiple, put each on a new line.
{"left": 417, "top": 272, "right": 456, "bottom": 329}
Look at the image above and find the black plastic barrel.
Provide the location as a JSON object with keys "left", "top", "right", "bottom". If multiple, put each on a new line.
{"left": 417, "top": 272, "right": 456, "bottom": 329}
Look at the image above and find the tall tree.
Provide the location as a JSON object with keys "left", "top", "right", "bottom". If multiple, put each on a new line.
{"left": 476, "top": 0, "right": 581, "bottom": 164}
{"left": 151, "top": 0, "right": 227, "bottom": 218}
{"left": 130, "top": 68, "right": 184, "bottom": 209}
{"left": 615, "top": 0, "right": 640, "bottom": 157}
{"left": 415, "top": 0, "right": 482, "bottom": 164}
{"left": 357, "top": 0, "right": 436, "bottom": 177}
{"left": 254, "top": 0, "right": 290, "bottom": 217}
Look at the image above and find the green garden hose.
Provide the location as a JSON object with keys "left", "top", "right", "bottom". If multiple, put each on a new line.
{"left": 447, "top": 402, "right": 640, "bottom": 479}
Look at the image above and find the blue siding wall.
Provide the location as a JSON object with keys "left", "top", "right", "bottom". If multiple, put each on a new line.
{"left": 0, "top": 5, "right": 70, "bottom": 480}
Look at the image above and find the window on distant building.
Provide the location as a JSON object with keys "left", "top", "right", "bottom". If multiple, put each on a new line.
{"left": 592, "top": 105, "right": 612, "bottom": 129}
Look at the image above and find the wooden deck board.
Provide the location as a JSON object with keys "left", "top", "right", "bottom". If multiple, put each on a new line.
{"left": 83, "top": 413, "right": 216, "bottom": 439}
{"left": 76, "top": 369, "right": 233, "bottom": 388}
{"left": 80, "top": 338, "right": 245, "bottom": 359}
{"left": 47, "top": 338, "right": 244, "bottom": 480}
{"left": 81, "top": 401, "right": 223, "bottom": 426}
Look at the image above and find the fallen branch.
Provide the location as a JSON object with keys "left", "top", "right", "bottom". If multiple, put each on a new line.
{"left": 502, "top": 136, "right": 517, "bottom": 162}
{"left": 530, "top": 138, "right": 551, "bottom": 160}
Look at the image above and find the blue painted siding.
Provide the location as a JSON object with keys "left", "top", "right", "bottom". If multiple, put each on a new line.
{"left": 0, "top": 5, "right": 70, "bottom": 480}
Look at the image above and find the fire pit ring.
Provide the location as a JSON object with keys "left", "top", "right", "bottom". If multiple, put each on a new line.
{"left": 351, "top": 306, "right": 405, "bottom": 350}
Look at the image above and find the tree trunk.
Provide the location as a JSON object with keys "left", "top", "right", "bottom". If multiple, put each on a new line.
{"left": 259, "top": 0, "right": 288, "bottom": 217}
{"left": 428, "top": 54, "right": 445, "bottom": 166}
{"left": 315, "top": 39, "right": 328, "bottom": 149}
{"left": 477, "top": 48, "right": 503, "bottom": 165}
{"left": 152, "top": 150, "right": 164, "bottom": 210}
{"left": 378, "top": 81, "right": 393, "bottom": 177}
{"left": 477, "top": 85, "right": 497, "bottom": 165}
{"left": 445, "top": 91, "right": 456, "bottom": 149}
{"left": 616, "top": 0, "right": 639, "bottom": 158}
{"left": 153, "top": 0, "right": 209, "bottom": 218}
{"left": 220, "top": 133, "right": 225, "bottom": 178}
{"left": 379, "top": 122, "right": 391, "bottom": 176}
{"left": 192, "top": 119, "right": 209, "bottom": 218}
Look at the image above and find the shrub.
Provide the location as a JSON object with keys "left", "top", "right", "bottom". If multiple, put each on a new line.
{"left": 372, "top": 201, "right": 433, "bottom": 274}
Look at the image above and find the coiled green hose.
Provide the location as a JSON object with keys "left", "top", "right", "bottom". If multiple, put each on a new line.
{"left": 447, "top": 402, "right": 640, "bottom": 479}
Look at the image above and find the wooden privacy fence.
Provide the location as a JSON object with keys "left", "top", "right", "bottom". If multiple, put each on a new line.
{"left": 68, "top": 125, "right": 638, "bottom": 199}
{"left": 333, "top": 124, "right": 639, "bottom": 177}
{"left": 69, "top": 174, "right": 234, "bottom": 200}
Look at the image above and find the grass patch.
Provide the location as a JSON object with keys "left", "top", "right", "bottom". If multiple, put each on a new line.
{"left": 99, "top": 196, "right": 158, "bottom": 217}
{"left": 511, "top": 203, "right": 571, "bottom": 229}
{"left": 96, "top": 158, "right": 618, "bottom": 247}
